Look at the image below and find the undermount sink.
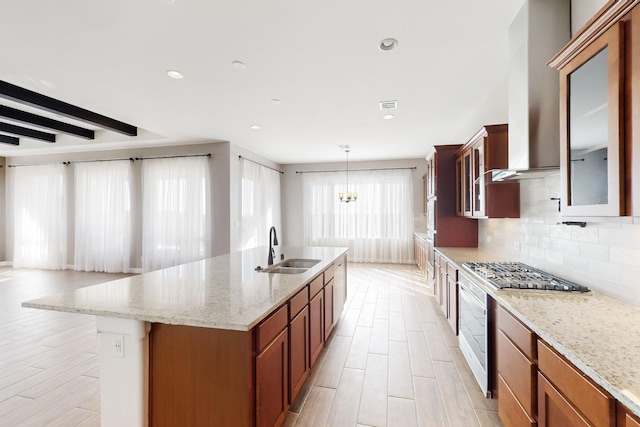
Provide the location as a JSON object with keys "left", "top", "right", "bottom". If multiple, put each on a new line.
{"left": 276, "top": 258, "right": 321, "bottom": 268}
{"left": 264, "top": 267, "right": 309, "bottom": 274}
{"left": 260, "top": 258, "right": 321, "bottom": 274}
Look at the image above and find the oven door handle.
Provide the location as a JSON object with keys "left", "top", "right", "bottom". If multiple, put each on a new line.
{"left": 459, "top": 283, "right": 486, "bottom": 313}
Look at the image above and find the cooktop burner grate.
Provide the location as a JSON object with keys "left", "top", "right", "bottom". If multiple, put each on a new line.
{"left": 462, "top": 261, "right": 590, "bottom": 292}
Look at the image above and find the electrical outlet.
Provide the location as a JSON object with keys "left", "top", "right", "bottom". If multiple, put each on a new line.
{"left": 113, "top": 335, "right": 124, "bottom": 357}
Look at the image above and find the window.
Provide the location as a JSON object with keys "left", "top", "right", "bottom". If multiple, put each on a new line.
{"left": 240, "top": 160, "right": 281, "bottom": 249}
{"left": 142, "top": 157, "right": 211, "bottom": 272}
{"left": 303, "top": 168, "right": 414, "bottom": 263}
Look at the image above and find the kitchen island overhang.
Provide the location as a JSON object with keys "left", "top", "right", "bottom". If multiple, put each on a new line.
{"left": 22, "top": 246, "right": 348, "bottom": 427}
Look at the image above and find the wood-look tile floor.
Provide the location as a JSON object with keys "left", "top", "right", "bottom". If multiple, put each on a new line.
{"left": 0, "top": 263, "right": 502, "bottom": 427}
{"left": 284, "top": 263, "right": 502, "bottom": 427}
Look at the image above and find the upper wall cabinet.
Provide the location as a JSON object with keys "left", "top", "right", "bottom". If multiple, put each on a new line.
{"left": 549, "top": 0, "right": 640, "bottom": 218}
{"left": 455, "top": 125, "right": 520, "bottom": 219}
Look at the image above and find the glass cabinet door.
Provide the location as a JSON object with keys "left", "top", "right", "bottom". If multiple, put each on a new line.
{"left": 560, "top": 22, "right": 624, "bottom": 216}
{"left": 455, "top": 156, "right": 463, "bottom": 216}
{"left": 473, "top": 141, "right": 485, "bottom": 217}
{"left": 462, "top": 149, "right": 473, "bottom": 217}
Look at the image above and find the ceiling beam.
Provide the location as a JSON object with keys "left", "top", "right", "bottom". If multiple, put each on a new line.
{"left": 0, "top": 134, "right": 19, "bottom": 145}
{"left": 0, "top": 121, "right": 56, "bottom": 142}
{"left": 0, "top": 104, "right": 94, "bottom": 139}
{"left": 0, "top": 80, "right": 138, "bottom": 137}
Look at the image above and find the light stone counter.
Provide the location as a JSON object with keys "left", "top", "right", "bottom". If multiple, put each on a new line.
{"left": 23, "top": 245, "right": 348, "bottom": 331}
{"left": 435, "top": 246, "right": 640, "bottom": 417}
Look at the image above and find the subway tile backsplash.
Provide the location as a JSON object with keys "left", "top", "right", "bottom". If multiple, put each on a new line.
{"left": 478, "top": 175, "right": 640, "bottom": 307}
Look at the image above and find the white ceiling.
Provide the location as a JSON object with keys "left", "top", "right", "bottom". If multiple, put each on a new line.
{"left": 0, "top": 0, "right": 526, "bottom": 163}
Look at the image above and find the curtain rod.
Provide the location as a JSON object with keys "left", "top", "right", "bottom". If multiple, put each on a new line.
{"left": 8, "top": 153, "right": 212, "bottom": 168}
{"left": 296, "top": 166, "right": 417, "bottom": 174}
{"left": 238, "top": 155, "right": 284, "bottom": 174}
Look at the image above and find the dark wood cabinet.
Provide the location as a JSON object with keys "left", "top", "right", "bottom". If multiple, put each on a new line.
{"left": 497, "top": 305, "right": 537, "bottom": 427}
{"left": 309, "top": 288, "right": 324, "bottom": 366}
{"left": 456, "top": 125, "right": 520, "bottom": 219}
{"left": 324, "top": 279, "right": 334, "bottom": 339}
{"left": 256, "top": 328, "right": 289, "bottom": 427}
{"left": 618, "top": 401, "right": 640, "bottom": 427}
{"left": 425, "top": 145, "right": 478, "bottom": 247}
{"left": 537, "top": 339, "right": 615, "bottom": 427}
{"left": 289, "top": 293, "right": 309, "bottom": 403}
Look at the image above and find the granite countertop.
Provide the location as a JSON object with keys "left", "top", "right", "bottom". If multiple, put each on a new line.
{"left": 22, "top": 246, "right": 347, "bottom": 331}
{"left": 435, "top": 246, "right": 640, "bottom": 417}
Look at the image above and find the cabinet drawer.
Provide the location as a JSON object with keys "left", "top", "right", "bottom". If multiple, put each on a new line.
{"left": 538, "top": 340, "right": 615, "bottom": 427}
{"left": 310, "top": 274, "right": 323, "bottom": 297}
{"left": 446, "top": 261, "right": 457, "bottom": 278}
{"left": 497, "top": 330, "right": 536, "bottom": 418}
{"left": 435, "top": 252, "right": 442, "bottom": 267}
{"left": 498, "top": 374, "right": 536, "bottom": 427}
{"left": 256, "top": 305, "right": 288, "bottom": 352}
{"left": 324, "top": 264, "right": 335, "bottom": 283}
{"left": 289, "top": 286, "right": 309, "bottom": 320}
{"left": 498, "top": 305, "right": 536, "bottom": 360}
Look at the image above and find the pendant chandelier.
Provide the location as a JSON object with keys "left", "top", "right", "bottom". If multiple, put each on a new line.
{"left": 338, "top": 146, "right": 357, "bottom": 203}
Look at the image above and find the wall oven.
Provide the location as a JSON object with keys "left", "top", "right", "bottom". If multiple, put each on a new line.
{"left": 458, "top": 271, "right": 491, "bottom": 397}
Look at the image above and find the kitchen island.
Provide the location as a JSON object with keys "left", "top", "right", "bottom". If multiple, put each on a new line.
{"left": 23, "top": 246, "right": 348, "bottom": 427}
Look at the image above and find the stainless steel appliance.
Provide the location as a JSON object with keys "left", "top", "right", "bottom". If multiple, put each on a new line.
{"left": 463, "top": 261, "right": 590, "bottom": 292}
{"left": 458, "top": 271, "right": 491, "bottom": 397}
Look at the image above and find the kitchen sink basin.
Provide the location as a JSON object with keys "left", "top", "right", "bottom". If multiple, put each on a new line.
{"left": 276, "top": 258, "right": 321, "bottom": 268}
{"left": 259, "top": 258, "right": 321, "bottom": 274}
{"left": 264, "top": 267, "right": 309, "bottom": 274}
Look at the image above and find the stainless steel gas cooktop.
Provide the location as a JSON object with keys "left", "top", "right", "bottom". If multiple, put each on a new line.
{"left": 463, "top": 261, "right": 590, "bottom": 292}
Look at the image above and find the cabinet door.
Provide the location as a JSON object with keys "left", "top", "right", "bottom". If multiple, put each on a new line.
{"left": 462, "top": 149, "right": 473, "bottom": 217}
{"left": 446, "top": 274, "right": 457, "bottom": 334}
{"left": 256, "top": 328, "right": 289, "bottom": 427}
{"left": 617, "top": 401, "right": 640, "bottom": 427}
{"left": 324, "top": 279, "right": 334, "bottom": 338}
{"left": 538, "top": 372, "right": 590, "bottom": 427}
{"left": 559, "top": 22, "right": 624, "bottom": 216}
{"left": 473, "top": 141, "right": 486, "bottom": 217}
{"left": 455, "top": 155, "right": 464, "bottom": 216}
{"left": 309, "top": 290, "right": 324, "bottom": 366}
{"left": 289, "top": 307, "right": 309, "bottom": 403}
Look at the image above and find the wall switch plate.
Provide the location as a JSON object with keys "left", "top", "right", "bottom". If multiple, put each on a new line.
{"left": 112, "top": 334, "right": 124, "bottom": 357}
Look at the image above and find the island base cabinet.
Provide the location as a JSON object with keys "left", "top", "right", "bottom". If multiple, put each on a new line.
{"left": 538, "top": 373, "right": 591, "bottom": 427}
{"left": 256, "top": 328, "right": 289, "bottom": 427}
{"left": 289, "top": 306, "right": 309, "bottom": 403}
{"left": 149, "top": 324, "right": 255, "bottom": 427}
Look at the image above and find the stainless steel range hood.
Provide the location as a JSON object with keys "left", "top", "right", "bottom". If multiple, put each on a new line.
{"left": 493, "top": 0, "right": 570, "bottom": 181}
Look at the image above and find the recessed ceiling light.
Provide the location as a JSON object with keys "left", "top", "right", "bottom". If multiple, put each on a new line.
{"left": 167, "top": 70, "right": 184, "bottom": 79}
{"left": 232, "top": 61, "right": 247, "bottom": 70}
{"left": 379, "top": 38, "right": 398, "bottom": 51}
{"left": 271, "top": 99, "right": 281, "bottom": 105}
{"left": 382, "top": 114, "right": 395, "bottom": 120}
{"left": 250, "top": 125, "right": 261, "bottom": 130}
{"left": 164, "top": 0, "right": 175, "bottom": 3}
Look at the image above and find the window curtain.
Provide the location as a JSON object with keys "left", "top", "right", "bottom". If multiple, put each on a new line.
{"left": 141, "top": 157, "right": 211, "bottom": 272}
{"left": 11, "top": 164, "right": 68, "bottom": 269}
{"left": 240, "top": 160, "right": 282, "bottom": 249}
{"left": 74, "top": 161, "right": 132, "bottom": 273}
{"left": 302, "top": 168, "right": 414, "bottom": 263}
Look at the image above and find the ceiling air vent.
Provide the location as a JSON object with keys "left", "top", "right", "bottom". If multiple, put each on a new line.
{"left": 379, "top": 100, "right": 397, "bottom": 110}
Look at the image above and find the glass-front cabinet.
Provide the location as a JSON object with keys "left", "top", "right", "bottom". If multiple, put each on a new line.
{"left": 558, "top": 22, "right": 624, "bottom": 216}
{"left": 455, "top": 125, "right": 520, "bottom": 219}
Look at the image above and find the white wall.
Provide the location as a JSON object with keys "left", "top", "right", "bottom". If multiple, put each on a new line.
{"left": 571, "top": 0, "right": 608, "bottom": 35}
{"left": 281, "top": 158, "right": 428, "bottom": 247}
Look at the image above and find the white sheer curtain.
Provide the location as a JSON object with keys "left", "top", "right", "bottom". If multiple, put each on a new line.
{"left": 11, "top": 164, "right": 68, "bottom": 269}
{"left": 74, "top": 161, "right": 132, "bottom": 273}
{"left": 240, "top": 159, "right": 282, "bottom": 249}
{"left": 141, "top": 156, "right": 211, "bottom": 272}
{"left": 303, "top": 168, "right": 414, "bottom": 263}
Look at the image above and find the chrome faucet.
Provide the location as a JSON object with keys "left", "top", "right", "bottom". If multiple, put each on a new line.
{"left": 268, "top": 226, "right": 279, "bottom": 266}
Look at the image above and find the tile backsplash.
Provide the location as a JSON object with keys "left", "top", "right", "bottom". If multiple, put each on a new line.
{"left": 479, "top": 175, "right": 640, "bottom": 307}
